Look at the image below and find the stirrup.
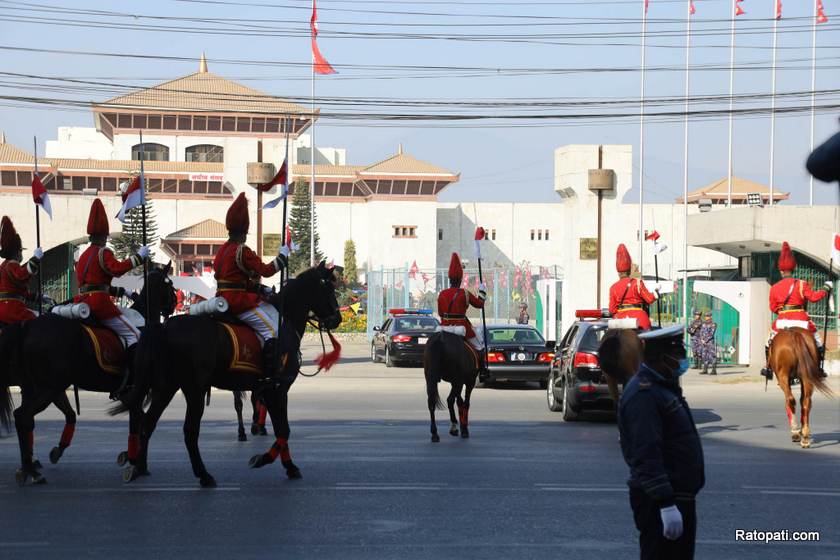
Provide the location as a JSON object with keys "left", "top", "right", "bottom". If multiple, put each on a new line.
{"left": 760, "top": 368, "right": 773, "bottom": 381}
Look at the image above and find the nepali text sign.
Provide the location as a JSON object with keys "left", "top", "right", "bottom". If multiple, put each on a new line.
{"left": 188, "top": 173, "right": 224, "bottom": 182}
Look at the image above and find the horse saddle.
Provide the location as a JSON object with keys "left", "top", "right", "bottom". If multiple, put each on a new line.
{"left": 81, "top": 325, "right": 125, "bottom": 375}
{"left": 219, "top": 322, "right": 263, "bottom": 375}
{"left": 463, "top": 342, "right": 480, "bottom": 370}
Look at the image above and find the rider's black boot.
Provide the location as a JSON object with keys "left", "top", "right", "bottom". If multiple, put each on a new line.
{"left": 760, "top": 346, "right": 773, "bottom": 381}
{"left": 260, "top": 338, "right": 281, "bottom": 387}
{"left": 819, "top": 345, "right": 828, "bottom": 379}
{"left": 110, "top": 343, "right": 137, "bottom": 400}
{"left": 711, "top": 362, "right": 717, "bottom": 376}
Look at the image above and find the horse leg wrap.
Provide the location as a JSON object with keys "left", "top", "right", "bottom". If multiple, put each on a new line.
{"left": 59, "top": 424, "right": 76, "bottom": 449}
{"left": 267, "top": 438, "right": 291, "bottom": 463}
{"left": 785, "top": 407, "right": 794, "bottom": 425}
{"left": 127, "top": 434, "right": 140, "bottom": 461}
{"left": 258, "top": 404, "right": 268, "bottom": 426}
{"left": 458, "top": 406, "right": 468, "bottom": 426}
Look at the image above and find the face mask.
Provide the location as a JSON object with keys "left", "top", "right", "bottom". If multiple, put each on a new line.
{"left": 664, "top": 354, "right": 689, "bottom": 377}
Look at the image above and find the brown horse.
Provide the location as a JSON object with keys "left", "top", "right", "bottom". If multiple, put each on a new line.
{"left": 423, "top": 331, "right": 478, "bottom": 441}
{"left": 769, "top": 328, "right": 833, "bottom": 448}
{"left": 598, "top": 329, "right": 643, "bottom": 409}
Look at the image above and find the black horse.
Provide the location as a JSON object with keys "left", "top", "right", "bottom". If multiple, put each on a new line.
{"left": 114, "top": 262, "right": 342, "bottom": 487}
{"left": 0, "top": 264, "right": 176, "bottom": 486}
{"left": 423, "top": 331, "right": 479, "bottom": 442}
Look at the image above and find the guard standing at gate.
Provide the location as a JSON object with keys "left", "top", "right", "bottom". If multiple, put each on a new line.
{"left": 697, "top": 312, "right": 717, "bottom": 376}
{"left": 618, "top": 325, "right": 705, "bottom": 560}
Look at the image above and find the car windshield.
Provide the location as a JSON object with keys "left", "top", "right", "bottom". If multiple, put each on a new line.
{"left": 579, "top": 326, "right": 607, "bottom": 352}
{"left": 394, "top": 317, "right": 438, "bottom": 332}
{"left": 487, "top": 328, "right": 544, "bottom": 344}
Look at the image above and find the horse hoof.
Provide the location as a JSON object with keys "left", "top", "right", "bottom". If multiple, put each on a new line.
{"left": 250, "top": 424, "right": 260, "bottom": 436}
{"left": 791, "top": 433, "right": 801, "bottom": 443}
{"left": 237, "top": 432, "right": 248, "bottom": 442}
{"left": 461, "top": 430, "right": 470, "bottom": 439}
{"left": 200, "top": 475, "right": 217, "bottom": 488}
{"left": 116, "top": 451, "right": 128, "bottom": 466}
{"left": 449, "top": 428, "right": 459, "bottom": 437}
{"left": 15, "top": 469, "right": 27, "bottom": 487}
{"left": 31, "top": 471, "right": 47, "bottom": 485}
{"left": 123, "top": 465, "right": 140, "bottom": 484}
{"left": 49, "top": 447, "right": 63, "bottom": 465}
{"left": 258, "top": 426, "right": 268, "bottom": 436}
{"left": 286, "top": 467, "right": 303, "bottom": 480}
{"left": 801, "top": 439, "right": 812, "bottom": 449}
{"left": 431, "top": 434, "right": 440, "bottom": 443}
{"left": 32, "top": 459, "right": 43, "bottom": 470}
{"left": 249, "top": 453, "right": 268, "bottom": 469}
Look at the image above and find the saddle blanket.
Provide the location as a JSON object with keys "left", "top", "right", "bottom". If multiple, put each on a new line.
{"left": 221, "top": 323, "right": 262, "bottom": 374}
{"left": 82, "top": 325, "right": 125, "bottom": 375}
{"left": 463, "top": 341, "right": 480, "bottom": 371}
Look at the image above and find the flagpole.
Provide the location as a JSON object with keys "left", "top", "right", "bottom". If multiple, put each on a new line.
{"left": 683, "top": 1, "right": 692, "bottom": 332}
{"left": 282, "top": 115, "right": 290, "bottom": 286}
{"left": 310, "top": 54, "right": 316, "bottom": 267}
{"left": 639, "top": 0, "right": 648, "bottom": 275}
{"left": 139, "top": 130, "right": 149, "bottom": 320}
{"left": 33, "top": 136, "right": 43, "bottom": 315}
{"left": 809, "top": 0, "right": 819, "bottom": 207}
{"left": 769, "top": 0, "right": 779, "bottom": 207}
{"left": 727, "top": 0, "right": 737, "bottom": 207}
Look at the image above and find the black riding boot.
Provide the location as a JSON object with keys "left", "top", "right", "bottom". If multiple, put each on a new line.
{"left": 260, "top": 338, "right": 281, "bottom": 386}
{"left": 760, "top": 346, "right": 773, "bottom": 381}
{"left": 710, "top": 362, "right": 717, "bottom": 376}
{"left": 111, "top": 343, "right": 137, "bottom": 400}
{"left": 819, "top": 345, "right": 828, "bottom": 379}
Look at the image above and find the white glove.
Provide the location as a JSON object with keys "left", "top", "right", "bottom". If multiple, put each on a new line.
{"left": 824, "top": 280, "right": 833, "bottom": 292}
{"left": 659, "top": 505, "right": 683, "bottom": 541}
{"left": 137, "top": 245, "right": 150, "bottom": 259}
{"left": 279, "top": 245, "right": 291, "bottom": 258}
{"left": 479, "top": 282, "right": 487, "bottom": 292}
{"left": 33, "top": 247, "right": 44, "bottom": 260}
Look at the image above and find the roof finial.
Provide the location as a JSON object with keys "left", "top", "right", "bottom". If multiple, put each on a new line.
{"left": 398, "top": 143, "right": 403, "bottom": 155}
{"left": 0, "top": 130, "right": 5, "bottom": 144}
{"left": 199, "top": 52, "right": 208, "bottom": 74}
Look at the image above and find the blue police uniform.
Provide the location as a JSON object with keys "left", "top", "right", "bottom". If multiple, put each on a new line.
{"left": 619, "top": 363, "right": 705, "bottom": 559}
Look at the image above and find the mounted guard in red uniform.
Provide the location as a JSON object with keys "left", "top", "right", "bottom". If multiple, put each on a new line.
{"left": 437, "top": 252, "right": 486, "bottom": 353}
{"left": 0, "top": 216, "right": 42, "bottom": 324}
{"left": 608, "top": 244, "right": 659, "bottom": 331}
{"left": 213, "top": 192, "right": 289, "bottom": 381}
{"left": 761, "top": 242, "right": 832, "bottom": 379}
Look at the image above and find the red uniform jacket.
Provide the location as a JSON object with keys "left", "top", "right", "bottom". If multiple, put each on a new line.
{"left": 213, "top": 241, "right": 281, "bottom": 315}
{"left": 770, "top": 277, "right": 827, "bottom": 332}
{"left": 0, "top": 259, "right": 35, "bottom": 323}
{"left": 608, "top": 277, "right": 656, "bottom": 330}
{"left": 437, "top": 287, "right": 484, "bottom": 340}
{"left": 73, "top": 245, "right": 140, "bottom": 320}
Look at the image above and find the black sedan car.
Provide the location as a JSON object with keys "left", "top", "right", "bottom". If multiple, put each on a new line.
{"left": 371, "top": 310, "right": 440, "bottom": 367}
{"left": 546, "top": 312, "right": 615, "bottom": 421}
{"left": 480, "top": 324, "right": 555, "bottom": 387}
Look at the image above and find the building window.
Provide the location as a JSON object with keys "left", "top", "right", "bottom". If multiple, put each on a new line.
{"left": 393, "top": 226, "right": 417, "bottom": 238}
{"left": 491, "top": 229, "right": 497, "bottom": 241}
{"left": 62, "top": 177, "right": 72, "bottom": 190}
{"left": 530, "top": 229, "right": 535, "bottom": 241}
{"left": 438, "top": 228, "right": 443, "bottom": 241}
{"left": 186, "top": 144, "right": 224, "bottom": 163}
{"left": 545, "top": 229, "right": 549, "bottom": 241}
{"left": 132, "top": 143, "right": 169, "bottom": 162}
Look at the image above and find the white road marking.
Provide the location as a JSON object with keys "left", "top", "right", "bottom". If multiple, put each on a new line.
{"left": 760, "top": 490, "right": 840, "bottom": 497}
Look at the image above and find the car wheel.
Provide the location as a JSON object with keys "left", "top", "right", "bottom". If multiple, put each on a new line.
{"left": 547, "top": 369, "right": 562, "bottom": 412}
{"left": 385, "top": 346, "right": 394, "bottom": 368}
{"left": 561, "top": 375, "right": 580, "bottom": 422}
{"left": 371, "top": 343, "right": 380, "bottom": 363}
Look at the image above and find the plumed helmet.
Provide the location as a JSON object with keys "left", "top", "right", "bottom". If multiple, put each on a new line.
{"left": 616, "top": 243, "right": 632, "bottom": 273}
{"left": 226, "top": 192, "right": 250, "bottom": 235}
{"left": 777, "top": 241, "right": 796, "bottom": 272}
{"left": 0, "top": 216, "right": 22, "bottom": 257}
{"left": 448, "top": 252, "right": 463, "bottom": 283}
{"left": 86, "top": 198, "right": 109, "bottom": 236}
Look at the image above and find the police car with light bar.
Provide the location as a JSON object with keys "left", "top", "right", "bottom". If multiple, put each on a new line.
{"left": 547, "top": 309, "right": 616, "bottom": 421}
{"left": 371, "top": 309, "right": 440, "bottom": 367}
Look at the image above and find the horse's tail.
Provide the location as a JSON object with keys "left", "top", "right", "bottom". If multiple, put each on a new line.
{"left": 108, "top": 325, "right": 167, "bottom": 416}
{"left": 0, "top": 322, "right": 22, "bottom": 431}
{"left": 423, "top": 336, "right": 445, "bottom": 411}
{"left": 794, "top": 331, "right": 833, "bottom": 398}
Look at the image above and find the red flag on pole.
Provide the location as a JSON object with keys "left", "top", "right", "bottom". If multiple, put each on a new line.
{"left": 409, "top": 260, "right": 419, "bottom": 279}
{"left": 735, "top": 0, "right": 745, "bottom": 16}
{"left": 775, "top": 0, "right": 782, "bottom": 19}
{"left": 644, "top": 230, "right": 660, "bottom": 242}
{"left": 31, "top": 175, "right": 52, "bottom": 219}
{"left": 690, "top": 0, "right": 696, "bottom": 15}
{"left": 644, "top": 0, "right": 649, "bottom": 14}
{"left": 818, "top": 0, "right": 829, "bottom": 23}
{"left": 311, "top": 0, "right": 336, "bottom": 75}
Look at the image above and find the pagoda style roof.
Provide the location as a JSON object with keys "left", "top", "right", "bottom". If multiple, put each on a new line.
{"left": 0, "top": 141, "right": 36, "bottom": 164}
{"left": 165, "top": 219, "right": 227, "bottom": 241}
{"left": 677, "top": 176, "right": 790, "bottom": 204}
{"left": 48, "top": 158, "right": 222, "bottom": 174}
{"left": 361, "top": 150, "right": 455, "bottom": 176}
{"left": 97, "top": 72, "right": 309, "bottom": 115}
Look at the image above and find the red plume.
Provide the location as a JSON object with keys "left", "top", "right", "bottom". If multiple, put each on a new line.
{"left": 315, "top": 333, "right": 342, "bottom": 372}
{"left": 616, "top": 244, "right": 632, "bottom": 273}
{"left": 777, "top": 242, "right": 796, "bottom": 272}
{"left": 225, "top": 192, "right": 250, "bottom": 235}
{"left": 448, "top": 252, "right": 463, "bottom": 282}
{"left": 86, "top": 198, "right": 109, "bottom": 236}
{"left": 474, "top": 227, "right": 486, "bottom": 241}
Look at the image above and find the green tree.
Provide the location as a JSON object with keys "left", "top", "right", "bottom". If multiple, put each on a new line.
{"left": 112, "top": 200, "right": 159, "bottom": 265}
{"left": 288, "top": 180, "right": 323, "bottom": 274}
{"left": 343, "top": 239, "right": 358, "bottom": 287}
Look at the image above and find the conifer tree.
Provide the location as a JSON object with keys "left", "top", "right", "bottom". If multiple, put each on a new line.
{"left": 343, "top": 239, "right": 358, "bottom": 287}
{"left": 112, "top": 200, "right": 159, "bottom": 265}
{"left": 288, "top": 180, "right": 323, "bottom": 274}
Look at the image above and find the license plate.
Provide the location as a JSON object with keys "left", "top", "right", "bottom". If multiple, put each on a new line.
{"left": 511, "top": 352, "right": 527, "bottom": 361}
{"left": 418, "top": 338, "right": 427, "bottom": 345}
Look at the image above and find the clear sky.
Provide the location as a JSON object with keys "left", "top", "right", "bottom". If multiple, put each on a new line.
{"left": 1, "top": 0, "right": 839, "bottom": 205}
